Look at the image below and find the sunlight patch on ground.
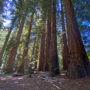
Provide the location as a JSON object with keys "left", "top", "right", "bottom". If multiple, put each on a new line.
{"left": 0, "top": 77, "right": 7, "bottom": 80}
{"left": 11, "top": 77, "right": 24, "bottom": 80}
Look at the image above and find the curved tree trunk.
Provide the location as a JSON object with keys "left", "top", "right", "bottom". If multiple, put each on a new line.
{"left": 0, "top": 17, "right": 17, "bottom": 66}
{"left": 61, "top": 0, "right": 68, "bottom": 70}
{"left": 18, "top": 13, "right": 34, "bottom": 73}
{"left": 6, "top": 11, "right": 28, "bottom": 73}
{"left": 63, "top": 0, "right": 90, "bottom": 78}
{"left": 38, "top": 28, "right": 45, "bottom": 71}
{"left": 50, "top": 0, "right": 60, "bottom": 76}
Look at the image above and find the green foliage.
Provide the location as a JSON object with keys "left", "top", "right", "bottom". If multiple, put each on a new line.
{"left": 0, "top": 30, "right": 7, "bottom": 50}
{"left": 57, "top": 30, "right": 63, "bottom": 70}
{"left": 6, "top": 31, "right": 18, "bottom": 51}
{"left": 87, "top": 50, "right": 90, "bottom": 60}
{"left": 0, "top": 0, "right": 5, "bottom": 29}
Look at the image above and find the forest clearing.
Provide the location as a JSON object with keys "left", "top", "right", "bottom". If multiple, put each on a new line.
{"left": 0, "top": 0, "right": 90, "bottom": 90}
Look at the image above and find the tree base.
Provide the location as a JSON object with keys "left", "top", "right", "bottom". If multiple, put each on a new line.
{"left": 50, "top": 66, "right": 60, "bottom": 76}
{"left": 67, "top": 61, "right": 86, "bottom": 79}
{"left": 85, "top": 62, "right": 90, "bottom": 76}
{"left": 17, "top": 69, "right": 24, "bottom": 74}
{"left": 5, "top": 68, "right": 14, "bottom": 74}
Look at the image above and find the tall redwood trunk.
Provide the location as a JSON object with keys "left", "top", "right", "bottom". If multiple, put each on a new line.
{"left": 63, "top": 0, "right": 90, "bottom": 78}
{"left": 18, "top": 13, "right": 34, "bottom": 73}
{"left": 44, "top": 5, "right": 51, "bottom": 71}
{"left": 61, "top": 0, "right": 68, "bottom": 70}
{"left": 50, "top": 0, "right": 60, "bottom": 75}
{"left": 38, "top": 28, "right": 45, "bottom": 71}
{"left": 6, "top": 11, "right": 28, "bottom": 73}
{"left": 0, "top": 17, "right": 17, "bottom": 66}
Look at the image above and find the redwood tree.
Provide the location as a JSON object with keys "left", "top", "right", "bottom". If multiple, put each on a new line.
{"left": 50, "top": 0, "right": 60, "bottom": 75}
{"left": 38, "top": 28, "right": 45, "bottom": 71}
{"left": 18, "top": 13, "right": 34, "bottom": 73}
{"left": 6, "top": 10, "right": 28, "bottom": 73}
{"left": 63, "top": 0, "right": 90, "bottom": 78}
{"left": 44, "top": 2, "right": 51, "bottom": 71}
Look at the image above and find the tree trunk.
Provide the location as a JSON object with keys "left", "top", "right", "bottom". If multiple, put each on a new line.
{"left": 6, "top": 11, "right": 28, "bottom": 73}
{"left": 38, "top": 28, "right": 45, "bottom": 71}
{"left": 44, "top": 4, "right": 51, "bottom": 71}
{"left": 61, "top": 0, "right": 68, "bottom": 70}
{"left": 63, "top": 0, "right": 90, "bottom": 78}
{"left": 50, "top": 0, "right": 60, "bottom": 76}
{"left": 0, "top": 17, "right": 17, "bottom": 66}
{"left": 18, "top": 13, "right": 34, "bottom": 73}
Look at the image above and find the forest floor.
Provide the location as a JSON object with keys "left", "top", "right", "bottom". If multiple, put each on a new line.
{"left": 0, "top": 71, "right": 90, "bottom": 90}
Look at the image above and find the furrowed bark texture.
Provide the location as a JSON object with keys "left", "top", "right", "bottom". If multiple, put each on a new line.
{"left": 44, "top": 5, "right": 51, "bottom": 71}
{"left": 50, "top": 0, "right": 60, "bottom": 76}
{"left": 6, "top": 11, "right": 28, "bottom": 73}
{"left": 63, "top": 0, "right": 90, "bottom": 78}
{"left": 38, "top": 28, "right": 45, "bottom": 71}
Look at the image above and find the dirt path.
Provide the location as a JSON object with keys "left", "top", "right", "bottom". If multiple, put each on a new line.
{"left": 0, "top": 73, "right": 59, "bottom": 90}
{"left": 0, "top": 72, "right": 90, "bottom": 90}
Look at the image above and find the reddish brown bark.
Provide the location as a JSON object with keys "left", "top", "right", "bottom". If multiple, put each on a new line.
{"left": 6, "top": 11, "right": 28, "bottom": 73}
{"left": 44, "top": 6, "right": 51, "bottom": 71}
{"left": 38, "top": 28, "right": 45, "bottom": 71}
{"left": 63, "top": 0, "right": 90, "bottom": 78}
{"left": 18, "top": 13, "right": 34, "bottom": 73}
{"left": 61, "top": 0, "right": 68, "bottom": 70}
{"left": 50, "top": 0, "right": 60, "bottom": 76}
